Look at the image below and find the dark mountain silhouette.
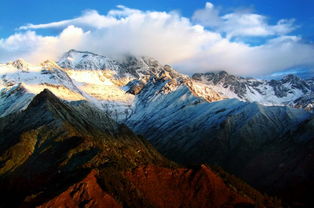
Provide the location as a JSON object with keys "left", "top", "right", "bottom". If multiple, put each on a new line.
{"left": 0, "top": 89, "right": 277, "bottom": 208}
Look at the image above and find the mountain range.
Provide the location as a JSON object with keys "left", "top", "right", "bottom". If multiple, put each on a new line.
{"left": 1, "top": 49, "right": 314, "bottom": 207}
{"left": 0, "top": 88, "right": 278, "bottom": 208}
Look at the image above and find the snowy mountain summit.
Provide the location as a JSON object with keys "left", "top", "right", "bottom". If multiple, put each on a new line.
{"left": 192, "top": 71, "right": 314, "bottom": 110}
{"left": 0, "top": 49, "right": 313, "bottom": 121}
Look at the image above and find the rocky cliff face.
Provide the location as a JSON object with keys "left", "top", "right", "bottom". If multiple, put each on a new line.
{"left": 36, "top": 170, "right": 123, "bottom": 208}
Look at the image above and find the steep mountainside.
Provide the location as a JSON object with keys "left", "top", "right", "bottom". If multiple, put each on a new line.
{"left": 0, "top": 59, "right": 83, "bottom": 116}
{"left": 0, "top": 89, "right": 276, "bottom": 208}
{"left": 0, "top": 49, "right": 224, "bottom": 121}
{"left": 126, "top": 74, "right": 314, "bottom": 206}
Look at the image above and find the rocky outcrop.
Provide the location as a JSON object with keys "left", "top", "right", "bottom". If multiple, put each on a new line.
{"left": 125, "top": 165, "right": 255, "bottom": 208}
{"left": 293, "top": 94, "right": 314, "bottom": 110}
{"left": 126, "top": 80, "right": 146, "bottom": 95}
{"left": 37, "top": 170, "right": 122, "bottom": 208}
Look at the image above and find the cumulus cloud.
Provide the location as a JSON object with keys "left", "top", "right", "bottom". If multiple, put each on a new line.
{"left": 0, "top": 2, "right": 313, "bottom": 76}
{"left": 192, "top": 2, "right": 221, "bottom": 27}
{"left": 192, "top": 2, "right": 295, "bottom": 39}
{"left": 0, "top": 26, "right": 87, "bottom": 63}
{"left": 176, "top": 36, "right": 314, "bottom": 75}
{"left": 221, "top": 14, "right": 295, "bottom": 39}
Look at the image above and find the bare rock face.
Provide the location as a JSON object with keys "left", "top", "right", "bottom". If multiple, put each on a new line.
{"left": 126, "top": 80, "right": 146, "bottom": 95}
{"left": 9, "top": 59, "right": 30, "bottom": 71}
{"left": 37, "top": 170, "right": 122, "bottom": 208}
{"left": 293, "top": 94, "right": 314, "bottom": 110}
{"left": 32, "top": 165, "right": 268, "bottom": 208}
{"left": 125, "top": 165, "right": 254, "bottom": 208}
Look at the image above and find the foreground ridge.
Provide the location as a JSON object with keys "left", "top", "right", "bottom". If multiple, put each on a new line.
{"left": 0, "top": 89, "right": 279, "bottom": 208}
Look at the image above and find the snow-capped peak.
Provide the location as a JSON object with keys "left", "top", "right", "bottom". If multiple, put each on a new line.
{"left": 57, "top": 49, "right": 121, "bottom": 71}
{"left": 7, "top": 59, "right": 31, "bottom": 71}
{"left": 1, "top": 49, "right": 313, "bottom": 122}
{"left": 40, "top": 60, "right": 62, "bottom": 70}
{"left": 192, "top": 71, "right": 314, "bottom": 110}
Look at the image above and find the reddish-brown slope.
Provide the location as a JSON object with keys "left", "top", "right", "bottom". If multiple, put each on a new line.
{"left": 37, "top": 170, "right": 122, "bottom": 208}
{"left": 125, "top": 165, "right": 254, "bottom": 208}
{"left": 33, "top": 165, "right": 258, "bottom": 208}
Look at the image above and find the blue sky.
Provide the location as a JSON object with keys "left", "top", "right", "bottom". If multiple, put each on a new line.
{"left": 0, "top": 0, "right": 313, "bottom": 77}
{"left": 1, "top": 0, "right": 313, "bottom": 38}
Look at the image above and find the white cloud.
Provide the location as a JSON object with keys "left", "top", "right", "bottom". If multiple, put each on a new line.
{"left": 0, "top": 3, "right": 313, "bottom": 76}
{"left": 19, "top": 10, "right": 119, "bottom": 30}
{"left": 221, "top": 13, "right": 295, "bottom": 39}
{"left": 192, "top": 2, "right": 221, "bottom": 27}
{"left": 176, "top": 35, "right": 314, "bottom": 75}
{"left": 0, "top": 26, "right": 87, "bottom": 63}
{"left": 192, "top": 2, "right": 295, "bottom": 39}
{"left": 108, "top": 5, "right": 141, "bottom": 17}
